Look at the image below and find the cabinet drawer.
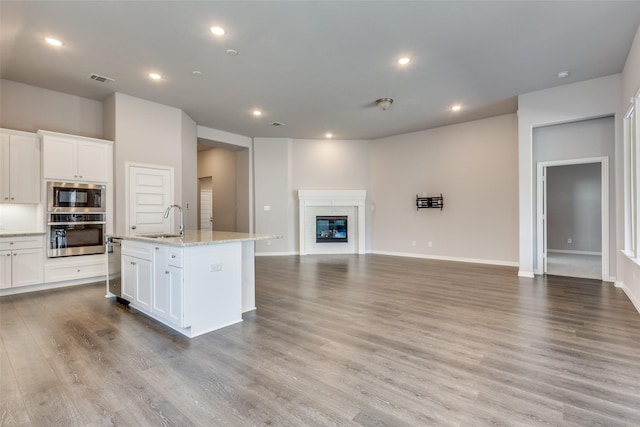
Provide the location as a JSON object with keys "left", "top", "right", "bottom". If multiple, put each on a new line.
{"left": 45, "top": 259, "right": 106, "bottom": 283}
{"left": 0, "top": 236, "right": 44, "bottom": 250}
{"left": 122, "top": 241, "right": 153, "bottom": 261}
{"left": 167, "top": 248, "right": 183, "bottom": 268}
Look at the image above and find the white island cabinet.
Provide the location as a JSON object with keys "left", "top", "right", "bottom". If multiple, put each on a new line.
{"left": 113, "top": 230, "right": 277, "bottom": 338}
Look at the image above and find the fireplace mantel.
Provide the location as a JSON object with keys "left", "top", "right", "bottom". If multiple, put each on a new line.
{"left": 298, "top": 190, "right": 366, "bottom": 255}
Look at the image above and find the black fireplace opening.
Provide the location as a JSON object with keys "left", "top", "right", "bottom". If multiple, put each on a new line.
{"left": 316, "top": 216, "right": 348, "bottom": 243}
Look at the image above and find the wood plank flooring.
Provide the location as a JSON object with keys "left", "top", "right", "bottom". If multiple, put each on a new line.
{"left": 1, "top": 254, "right": 640, "bottom": 426}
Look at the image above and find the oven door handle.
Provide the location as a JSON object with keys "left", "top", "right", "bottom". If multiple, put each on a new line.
{"left": 48, "top": 221, "right": 107, "bottom": 225}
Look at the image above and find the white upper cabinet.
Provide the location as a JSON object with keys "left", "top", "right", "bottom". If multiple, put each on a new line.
{"left": 0, "top": 129, "right": 41, "bottom": 204}
{"left": 40, "top": 131, "right": 112, "bottom": 183}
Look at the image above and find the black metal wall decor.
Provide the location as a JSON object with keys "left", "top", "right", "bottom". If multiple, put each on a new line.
{"left": 416, "top": 194, "right": 443, "bottom": 210}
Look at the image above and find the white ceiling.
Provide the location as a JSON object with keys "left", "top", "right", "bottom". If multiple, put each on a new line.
{"left": 2, "top": 1, "right": 640, "bottom": 141}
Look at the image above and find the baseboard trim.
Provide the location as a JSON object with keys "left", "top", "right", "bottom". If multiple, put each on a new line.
{"left": 547, "top": 249, "right": 602, "bottom": 256}
{"left": 615, "top": 280, "right": 640, "bottom": 315}
{"left": 255, "top": 251, "right": 298, "bottom": 257}
{"left": 518, "top": 270, "right": 536, "bottom": 278}
{"left": 0, "top": 277, "right": 104, "bottom": 297}
{"left": 369, "top": 250, "right": 519, "bottom": 268}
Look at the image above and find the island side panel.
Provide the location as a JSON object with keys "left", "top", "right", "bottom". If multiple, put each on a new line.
{"left": 183, "top": 241, "right": 243, "bottom": 337}
{"left": 241, "top": 240, "right": 256, "bottom": 313}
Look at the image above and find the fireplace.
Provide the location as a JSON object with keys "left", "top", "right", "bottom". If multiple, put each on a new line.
{"left": 316, "top": 216, "right": 348, "bottom": 243}
{"left": 298, "top": 190, "right": 366, "bottom": 255}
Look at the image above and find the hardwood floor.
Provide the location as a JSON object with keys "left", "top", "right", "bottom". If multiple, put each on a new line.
{"left": 1, "top": 254, "right": 640, "bottom": 426}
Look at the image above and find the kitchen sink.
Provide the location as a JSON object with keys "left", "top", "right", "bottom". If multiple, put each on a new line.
{"left": 139, "top": 233, "right": 182, "bottom": 239}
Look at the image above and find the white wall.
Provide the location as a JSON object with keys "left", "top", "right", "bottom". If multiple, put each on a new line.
{"left": 181, "top": 111, "right": 197, "bottom": 230}
{"left": 107, "top": 93, "right": 187, "bottom": 234}
{"left": 0, "top": 79, "right": 103, "bottom": 138}
{"left": 370, "top": 114, "right": 519, "bottom": 265}
{"left": 518, "top": 74, "right": 623, "bottom": 278}
{"left": 620, "top": 24, "right": 640, "bottom": 312}
{"left": 253, "top": 138, "right": 292, "bottom": 253}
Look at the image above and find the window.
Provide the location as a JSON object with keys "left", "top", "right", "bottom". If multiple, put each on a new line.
{"left": 625, "top": 90, "right": 640, "bottom": 258}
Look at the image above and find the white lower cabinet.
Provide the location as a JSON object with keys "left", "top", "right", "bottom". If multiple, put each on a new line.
{"left": 122, "top": 241, "right": 186, "bottom": 327}
{"left": 0, "top": 236, "right": 44, "bottom": 289}
{"left": 152, "top": 245, "right": 185, "bottom": 327}
{"left": 122, "top": 254, "right": 152, "bottom": 312}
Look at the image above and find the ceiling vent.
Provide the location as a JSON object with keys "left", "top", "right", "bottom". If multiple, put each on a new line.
{"left": 271, "top": 122, "right": 285, "bottom": 127}
{"left": 89, "top": 73, "right": 115, "bottom": 83}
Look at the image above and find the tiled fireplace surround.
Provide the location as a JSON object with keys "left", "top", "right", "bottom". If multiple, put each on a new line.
{"left": 298, "top": 190, "right": 366, "bottom": 255}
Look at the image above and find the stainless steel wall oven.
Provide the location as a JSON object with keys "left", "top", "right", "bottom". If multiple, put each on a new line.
{"left": 47, "top": 181, "right": 107, "bottom": 258}
{"left": 48, "top": 213, "right": 106, "bottom": 257}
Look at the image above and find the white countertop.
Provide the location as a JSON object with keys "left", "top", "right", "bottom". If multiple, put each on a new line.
{"left": 0, "top": 231, "right": 45, "bottom": 237}
{"left": 110, "top": 230, "right": 281, "bottom": 247}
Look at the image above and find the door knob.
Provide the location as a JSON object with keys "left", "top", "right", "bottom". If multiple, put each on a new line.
{"left": 131, "top": 225, "right": 137, "bottom": 230}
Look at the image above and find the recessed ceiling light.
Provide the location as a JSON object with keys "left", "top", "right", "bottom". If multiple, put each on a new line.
{"left": 325, "top": 133, "right": 333, "bottom": 139}
{"left": 148, "top": 73, "right": 162, "bottom": 80}
{"left": 451, "top": 104, "right": 462, "bottom": 112}
{"left": 210, "top": 26, "right": 225, "bottom": 36}
{"left": 45, "top": 37, "right": 63, "bottom": 46}
{"left": 253, "top": 110, "right": 262, "bottom": 116}
{"left": 557, "top": 70, "right": 570, "bottom": 79}
{"left": 398, "top": 57, "right": 411, "bottom": 65}
{"left": 226, "top": 49, "right": 239, "bottom": 57}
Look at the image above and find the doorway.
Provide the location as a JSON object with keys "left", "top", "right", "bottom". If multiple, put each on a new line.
{"left": 536, "top": 157, "right": 608, "bottom": 280}
{"left": 198, "top": 177, "right": 213, "bottom": 231}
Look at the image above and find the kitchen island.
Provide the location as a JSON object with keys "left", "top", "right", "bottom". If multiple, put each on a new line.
{"left": 108, "top": 230, "right": 278, "bottom": 338}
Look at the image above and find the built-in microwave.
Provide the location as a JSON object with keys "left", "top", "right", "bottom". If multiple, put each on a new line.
{"left": 48, "top": 182, "right": 105, "bottom": 213}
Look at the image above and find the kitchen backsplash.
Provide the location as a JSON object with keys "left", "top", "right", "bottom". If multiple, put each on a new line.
{"left": 0, "top": 204, "right": 42, "bottom": 232}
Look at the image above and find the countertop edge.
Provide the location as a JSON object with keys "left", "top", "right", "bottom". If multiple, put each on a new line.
{"left": 109, "top": 232, "right": 281, "bottom": 247}
{"left": 0, "top": 231, "right": 46, "bottom": 237}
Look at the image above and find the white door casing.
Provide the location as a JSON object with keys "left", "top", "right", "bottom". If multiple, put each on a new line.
{"left": 127, "top": 163, "right": 174, "bottom": 234}
{"left": 536, "top": 157, "right": 609, "bottom": 280}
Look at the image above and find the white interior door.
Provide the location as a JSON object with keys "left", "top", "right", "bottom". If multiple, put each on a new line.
{"left": 128, "top": 165, "right": 173, "bottom": 234}
{"left": 200, "top": 188, "right": 213, "bottom": 231}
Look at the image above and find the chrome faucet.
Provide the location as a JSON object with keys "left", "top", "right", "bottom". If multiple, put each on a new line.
{"left": 164, "top": 204, "right": 184, "bottom": 237}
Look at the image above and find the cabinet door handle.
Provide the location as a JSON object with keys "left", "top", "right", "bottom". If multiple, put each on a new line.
{"left": 165, "top": 271, "right": 170, "bottom": 274}
{"left": 130, "top": 261, "right": 136, "bottom": 265}
{"left": 3, "top": 197, "right": 8, "bottom": 200}
{"left": 5, "top": 253, "right": 10, "bottom": 257}
{"left": 171, "top": 255, "right": 176, "bottom": 259}
{"left": 10, "top": 197, "right": 14, "bottom": 200}
{"left": 131, "top": 225, "right": 137, "bottom": 230}
{"left": 155, "top": 247, "right": 159, "bottom": 251}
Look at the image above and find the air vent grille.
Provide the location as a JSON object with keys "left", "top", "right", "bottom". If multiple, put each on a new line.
{"left": 271, "top": 122, "right": 285, "bottom": 127}
{"left": 89, "top": 73, "right": 115, "bottom": 83}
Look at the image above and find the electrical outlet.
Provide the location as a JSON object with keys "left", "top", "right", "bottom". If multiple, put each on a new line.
{"left": 267, "top": 240, "right": 271, "bottom": 246}
{"left": 411, "top": 240, "right": 417, "bottom": 247}
{"left": 428, "top": 241, "right": 433, "bottom": 248}
{"left": 567, "top": 238, "right": 572, "bottom": 244}
{"left": 209, "top": 263, "right": 222, "bottom": 272}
